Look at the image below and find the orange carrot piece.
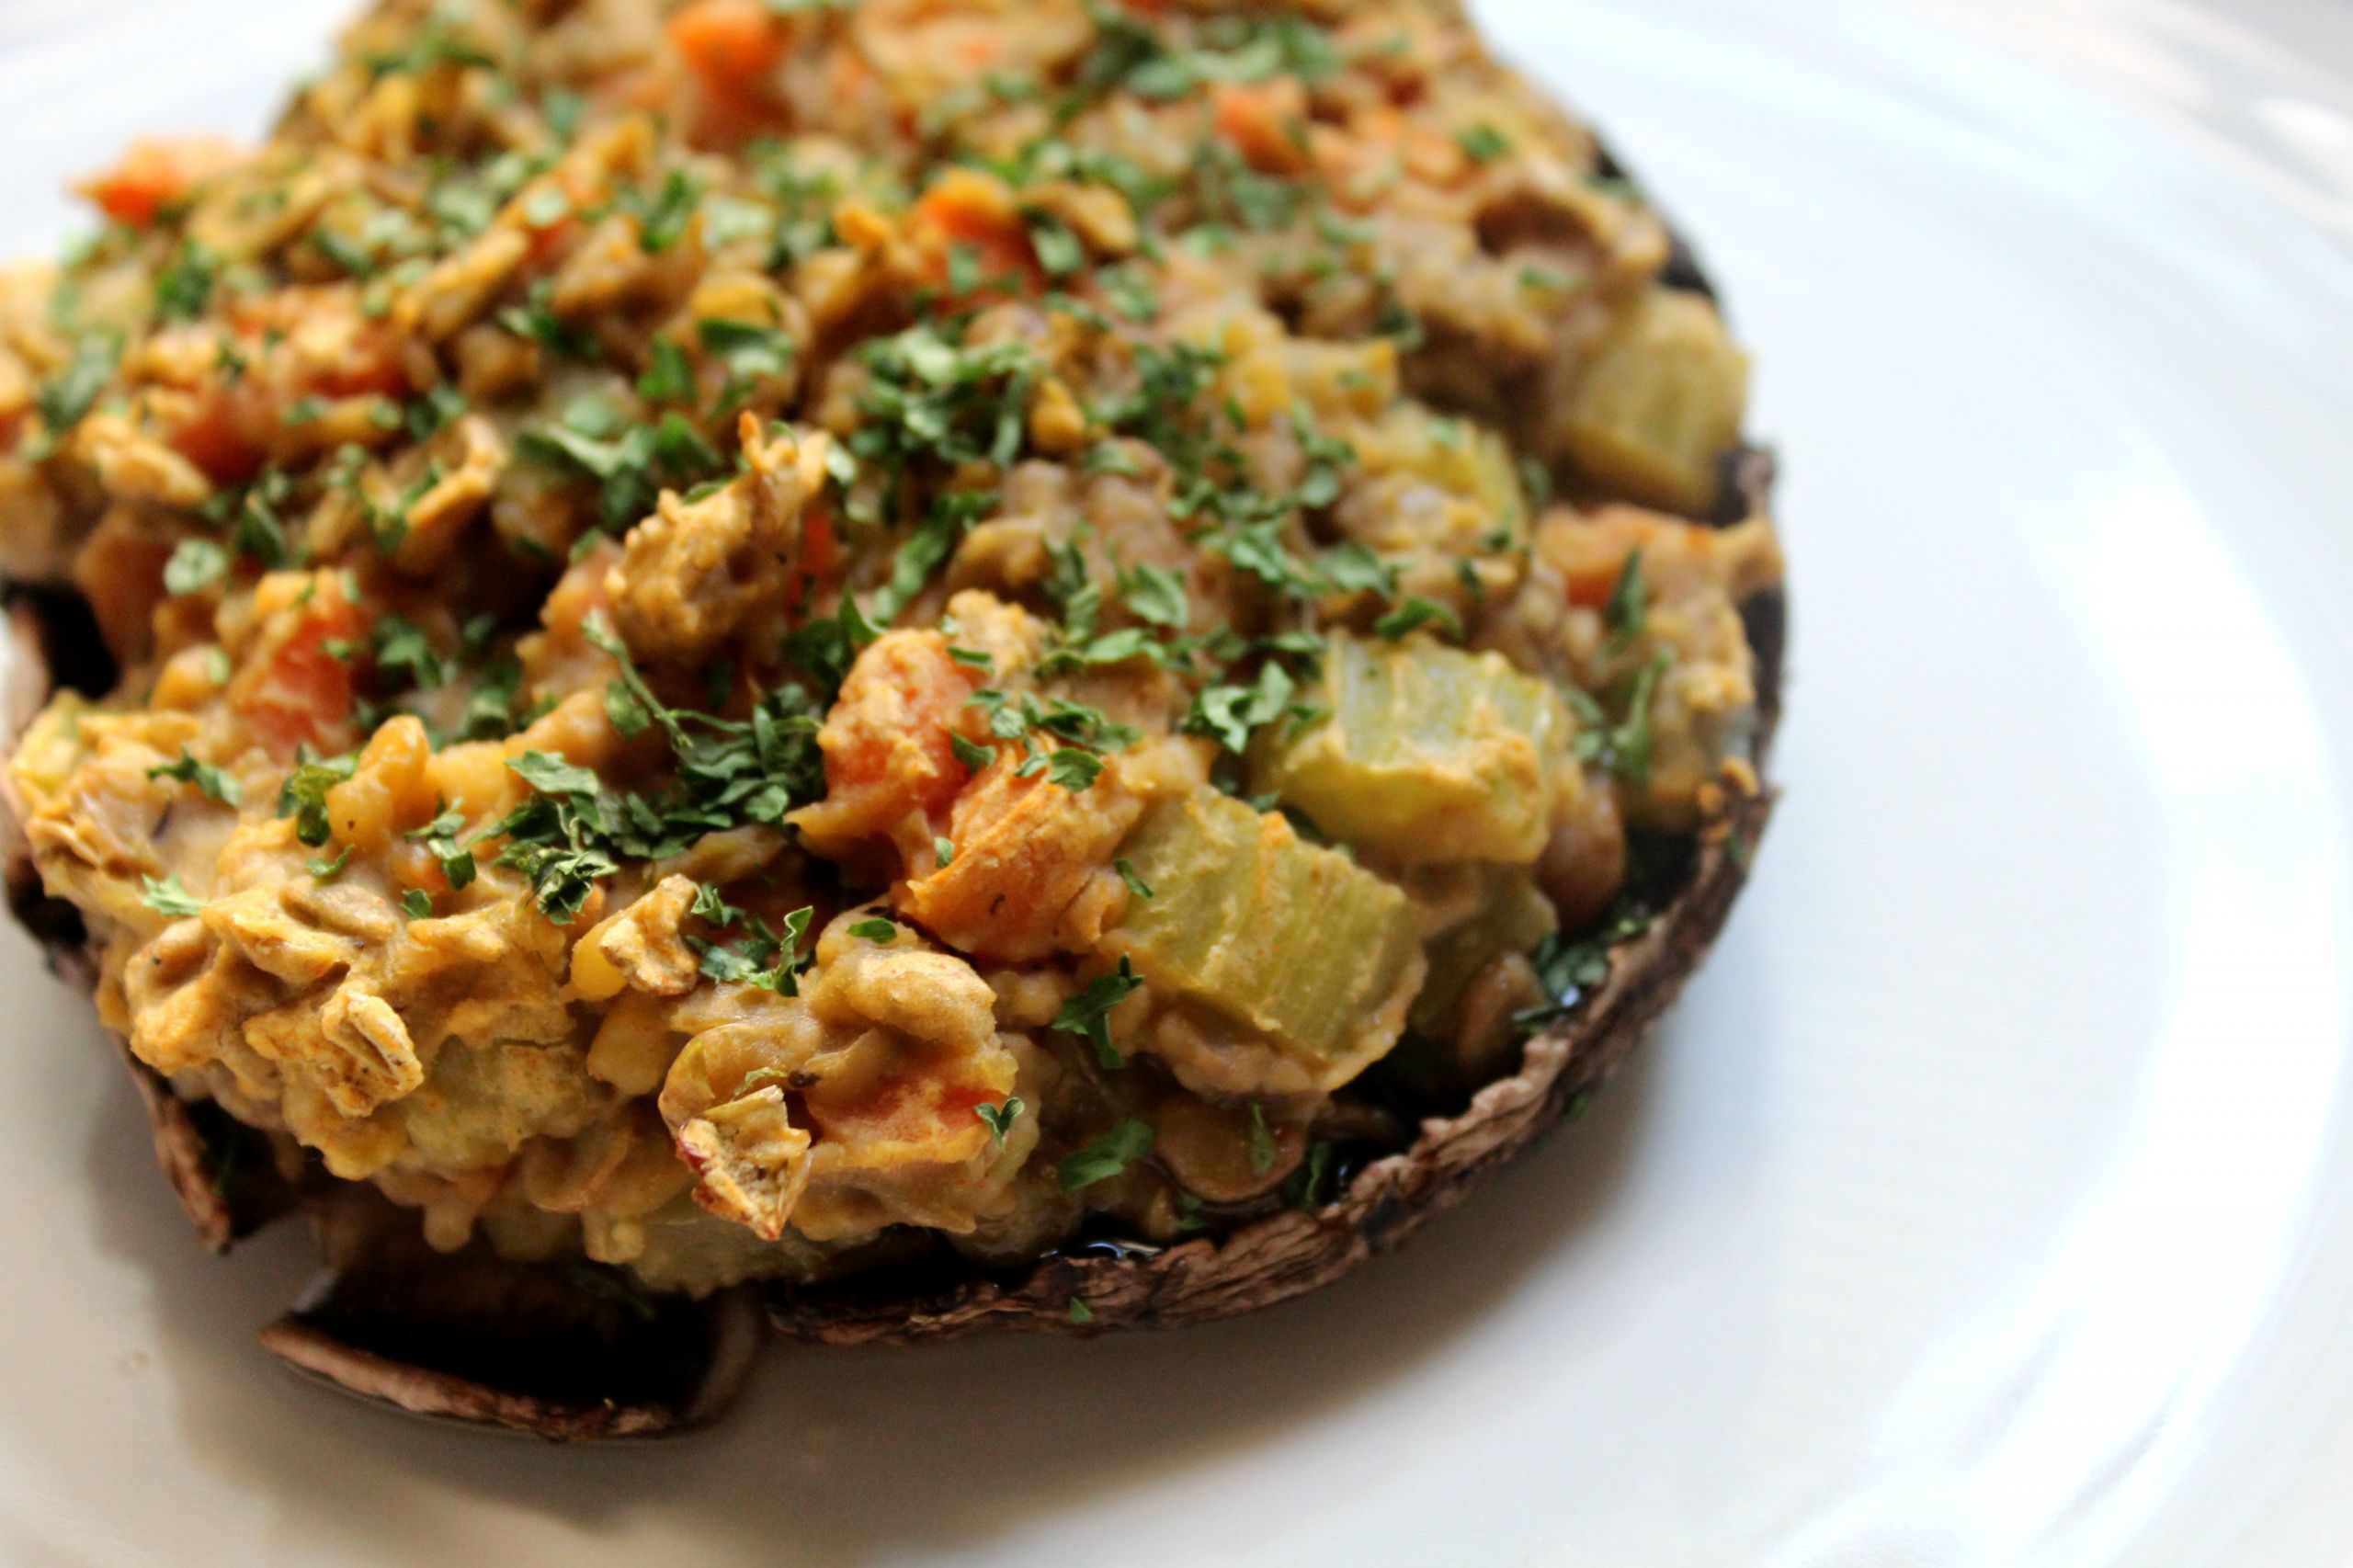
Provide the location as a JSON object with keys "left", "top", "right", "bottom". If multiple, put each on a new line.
{"left": 667, "top": 0, "right": 787, "bottom": 87}
{"left": 1211, "top": 80, "right": 1311, "bottom": 176}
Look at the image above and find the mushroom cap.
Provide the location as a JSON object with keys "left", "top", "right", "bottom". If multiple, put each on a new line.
{"left": 0, "top": 268, "right": 1782, "bottom": 1442}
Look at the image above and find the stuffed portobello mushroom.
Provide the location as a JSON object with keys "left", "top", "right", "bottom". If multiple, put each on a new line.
{"left": 0, "top": 0, "right": 1782, "bottom": 1437}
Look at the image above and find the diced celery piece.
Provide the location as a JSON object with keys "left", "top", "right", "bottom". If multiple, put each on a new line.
{"left": 1563, "top": 288, "right": 1749, "bottom": 517}
{"left": 1103, "top": 790, "right": 1425, "bottom": 1089}
{"left": 1251, "top": 633, "right": 1575, "bottom": 866}
{"left": 1409, "top": 866, "right": 1558, "bottom": 1040}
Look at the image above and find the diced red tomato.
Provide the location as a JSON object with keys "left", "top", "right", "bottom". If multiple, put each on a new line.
{"left": 80, "top": 136, "right": 243, "bottom": 227}
{"left": 823, "top": 631, "right": 977, "bottom": 803}
{"left": 1562, "top": 550, "right": 1629, "bottom": 611}
{"left": 168, "top": 305, "right": 408, "bottom": 481}
{"left": 783, "top": 505, "right": 844, "bottom": 615}
{"left": 794, "top": 631, "right": 985, "bottom": 854}
{"left": 523, "top": 210, "right": 583, "bottom": 266}
{"left": 667, "top": 0, "right": 788, "bottom": 146}
{"left": 232, "top": 589, "right": 364, "bottom": 757}
{"left": 668, "top": 0, "right": 787, "bottom": 86}
{"left": 806, "top": 1055, "right": 1001, "bottom": 1152}
{"left": 167, "top": 384, "right": 268, "bottom": 487}
{"left": 907, "top": 172, "right": 1041, "bottom": 301}
{"left": 1211, "top": 80, "right": 1312, "bottom": 176}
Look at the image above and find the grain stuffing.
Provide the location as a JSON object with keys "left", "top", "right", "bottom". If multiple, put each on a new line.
{"left": 0, "top": 0, "right": 1781, "bottom": 1426}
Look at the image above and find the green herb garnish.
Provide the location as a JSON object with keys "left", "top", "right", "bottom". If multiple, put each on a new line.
{"left": 1053, "top": 956, "right": 1142, "bottom": 1068}
{"left": 1057, "top": 1118, "right": 1154, "bottom": 1191}
{"left": 147, "top": 747, "right": 240, "bottom": 805}
{"left": 141, "top": 874, "right": 205, "bottom": 918}
{"left": 1246, "top": 1103, "right": 1277, "bottom": 1175}
{"left": 975, "top": 1096, "right": 1025, "bottom": 1145}
{"left": 1603, "top": 547, "right": 1647, "bottom": 654}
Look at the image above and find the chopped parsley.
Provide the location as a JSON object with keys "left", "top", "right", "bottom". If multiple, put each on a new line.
{"left": 1323, "top": 541, "right": 1399, "bottom": 599}
{"left": 1057, "top": 1117, "right": 1154, "bottom": 1192}
{"left": 698, "top": 316, "right": 794, "bottom": 414}
{"left": 1119, "top": 562, "right": 1188, "bottom": 629}
{"left": 637, "top": 338, "right": 695, "bottom": 404}
{"left": 475, "top": 618, "right": 826, "bottom": 923}
{"left": 1281, "top": 1140, "right": 1335, "bottom": 1210}
{"left": 496, "top": 279, "right": 590, "bottom": 358}
{"left": 629, "top": 168, "right": 706, "bottom": 253}
{"left": 949, "top": 731, "right": 995, "bottom": 771}
{"left": 360, "top": 14, "right": 494, "bottom": 78}
{"left": 965, "top": 686, "right": 1138, "bottom": 791}
{"left": 507, "top": 750, "right": 601, "bottom": 797}
{"left": 1456, "top": 122, "right": 1513, "bottom": 164}
{"left": 1052, "top": 956, "right": 1142, "bottom": 1068}
{"left": 519, "top": 185, "right": 571, "bottom": 228}
{"left": 1184, "top": 660, "right": 1295, "bottom": 755}
{"left": 1044, "top": 747, "right": 1108, "bottom": 790}
{"left": 868, "top": 488, "right": 992, "bottom": 625}
{"left": 975, "top": 1096, "right": 1025, "bottom": 1145}
{"left": 1515, "top": 897, "right": 1656, "bottom": 1035}
{"left": 1246, "top": 1103, "right": 1277, "bottom": 1175}
{"left": 371, "top": 615, "right": 449, "bottom": 691}
{"left": 691, "top": 902, "right": 817, "bottom": 994}
{"left": 1371, "top": 597, "right": 1461, "bottom": 641}
{"left": 1606, "top": 653, "right": 1670, "bottom": 787}
{"left": 1025, "top": 210, "right": 1086, "bottom": 278}
{"left": 307, "top": 227, "right": 381, "bottom": 280}
{"left": 516, "top": 397, "right": 729, "bottom": 531}
{"left": 278, "top": 752, "right": 358, "bottom": 846}
{"left": 147, "top": 747, "right": 240, "bottom": 806}
{"left": 33, "top": 331, "right": 119, "bottom": 441}
{"left": 849, "top": 323, "right": 1040, "bottom": 482}
{"left": 1603, "top": 548, "right": 1647, "bottom": 653}
{"left": 405, "top": 807, "right": 476, "bottom": 890}
{"left": 141, "top": 874, "right": 205, "bottom": 918}
{"left": 153, "top": 241, "right": 220, "bottom": 322}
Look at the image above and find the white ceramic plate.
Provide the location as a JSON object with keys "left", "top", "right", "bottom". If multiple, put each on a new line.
{"left": 5, "top": 1, "right": 2353, "bottom": 1562}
